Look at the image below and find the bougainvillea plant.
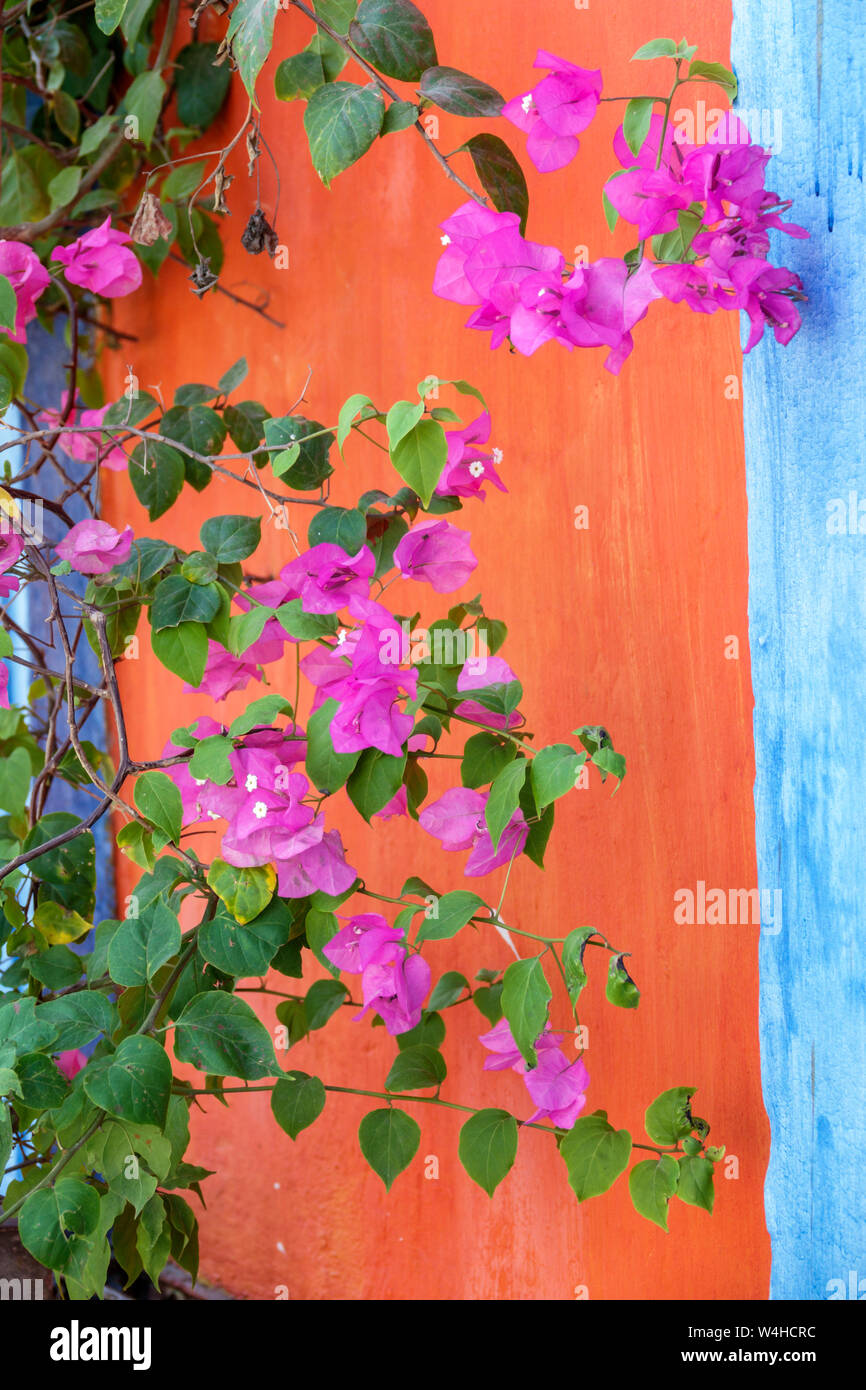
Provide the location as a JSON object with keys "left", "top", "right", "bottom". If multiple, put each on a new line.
{"left": 0, "top": 1, "right": 805, "bottom": 1297}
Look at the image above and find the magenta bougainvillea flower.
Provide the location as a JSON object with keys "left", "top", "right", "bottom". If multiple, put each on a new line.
{"left": 38, "top": 404, "right": 127, "bottom": 470}
{"left": 51, "top": 217, "right": 142, "bottom": 298}
{"left": 394, "top": 520, "right": 478, "bottom": 593}
{"left": 455, "top": 654, "right": 522, "bottom": 732}
{"left": 419, "top": 786, "right": 528, "bottom": 875}
{"left": 479, "top": 1017, "right": 590, "bottom": 1128}
{"left": 279, "top": 542, "right": 375, "bottom": 614}
{"left": 0, "top": 529, "right": 24, "bottom": 576}
{"left": 437, "top": 411, "right": 507, "bottom": 501}
{"left": 0, "top": 241, "right": 50, "bottom": 343}
{"left": 164, "top": 722, "right": 356, "bottom": 900}
{"left": 0, "top": 662, "right": 9, "bottom": 709}
{"left": 56, "top": 1049, "right": 88, "bottom": 1081}
{"left": 324, "top": 912, "right": 431, "bottom": 1035}
{"left": 55, "top": 519, "right": 133, "bottom": 575}
{"left": 503, "top": 50, "right": 603, "bottom": 172}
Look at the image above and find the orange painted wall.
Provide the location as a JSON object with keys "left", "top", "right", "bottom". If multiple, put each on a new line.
{"left": 104, "top": 0, "right": 769, "bottom": 1299}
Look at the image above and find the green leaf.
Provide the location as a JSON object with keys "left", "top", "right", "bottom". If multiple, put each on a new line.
{"left": 688, "top": 59, "right": 737, "bottom": 99}
{"left": 304, "top": 978, "right": 349, "bottom": 1029}
{"left": 199, "top": 513, "right": 262, "bottom": 562}
{"left": 0, "top": 745, "right": 31, "bottom": 816}
{"left": 389, "top": 418, "right": 448, "bottom": 507}
{"left": 198, "top": 899, "right": 291, "bottom": 976}
{"left": 0, "top": 339, "right": 28, "bottom": 408}
{"left": 187, "top": 734, "right": 233, "bottom": 785}
{"left": 336, "top": 391, "right": 376, "bottom": 454}
{"left": 15, "top": 1052, "right": 67, "bottom": 1109}
{"left": 385, "top": 1044, "right": 446, "bottom": 1091}
{"left": 623, "top": 96, "right": 656, "bottom": 156}
{"left": 224, "top": 399, "right": 268, "bottom": 453}
{"left": 386, "top": 398, "right": 425, "bottom": 450}
{"left": 462, "top": 133, "right": 529, "bottom": 234}
{"left": 228, "top": 694, "right": 293, "bottom": 736}
{"left": 308, "top": 506, "right": 367, "bottom": 554}
{"left": 304, "top": 81, "right": 385, "bottom": 185}
{"left": 175, "top": 41, "right": 232, "bottom": 129}
{"left": 206, "top": 859, "right": 276, "bottom": 925}
{"left": 19, "top": 1179, "right": 100, "bottom": 1271}
{"left": 530, "top": 743, "right": 585, "bottom": 808}
{"left": 37, "top": 993, "right": 115, "bottom": 1051}
{"left": 134, "top": 771, "right": 183, "bottom": 844}
{"left": 84, "top": 1036, "right": 172, "bottom": 1127}
{"left": 458, "top": 1108, "right": 518, "bottom": 1196}
{"left": 95, "top": 0, "right": 129, "bottom": 36}
{"left": 415, "top": 888, "right": 484, "bottom": 944}
{"left": 305, "top": 698, "right": 361, "bottom": 793}
{"left": 108, "top": 900, "right": 181, "bottom": 986}
{"left": 427, "top": 970, "right": 469, "bottom": 1010}
{"left": 264, "top": 414, "right": 334, "bottom": 490}
{"left": 349, "top": 0, "right": 437, "bottom": 81}
{"left": 605, "top": 952, "right": 640, "bottom": 1009}
{"left": 129, "top": 439, "right": 185, "bottom": 520}
{"left": 644, "top": 1085, "right": 697, "bottom": 1145}
{"left": 460, "top": 732, "right": 515, "bottom": 790}
{"left": 602, "top": 186, "right": 619, "bottom": 232}
{"left": 485, "top": 757, "right": 527, "bottom": 851}
{"left": 226, "top": 0, "right": 278, "bottom": 107}
{"left": 560, "top": 1111, "right": 632, "bottom": 1200}
{"left": 358, "top": 1107, "right": 420, "bottom": 1189}
{"left": 175, "top": 992, "right": 277, "bottom": 1079}
{"left": 275, "top": 49, "right": 327, "bottom": 102}
{"left": 0, "top": 273, "right": 16, "bottom": 333}
{"left": 631, "top": 38, "right": 678, "bottom": 60}
{"left": 419, "top": 65, "right": 504, "bottom": 116}
{"left": 501, "top": 957, "right": 550, "bottom": 1067}
{"left": 676, "top": 1154, "right": 715, "bottom": 1213}
{"left": 275, "top": 600, "right": 339, "bottom": 642}
{"left": 381, "top": 99, "right": 419, "bottom": 133}
{"left": 314, "top": 0, "right": 357, "bottom": 32}
{"left": 123, "top": 71, "right": 166, "bottom": 149}
{"left": 347, "top": 747, "right": 406, "bottom": 822}
{"left": 26, "top": 945, "right": 83, "bottom": 991}
{"left": 0, "top": 996, "right": 57, "bottom": 1055}
{"left": 151, "top": 621, "right": 208, "bottom": 686}
{"left": 271, "top": 1072, "right": 326, "bottom": 1139}
{"left": 561, "top": 926, "right": 595, "bottom": 1006}
{"left": 629, "top": 1154, "right": 680, "bottom": 1230}
{"left": 151, "top": 575, "right": 221, "bottom": 630}
{"left": 22, "top": 814, "right": 95, "bottom": 917}
{"left": 160, "top": 403, "right": 226, "bottom": 460}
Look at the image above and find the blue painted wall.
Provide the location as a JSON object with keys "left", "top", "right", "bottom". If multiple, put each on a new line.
{"left": 732, "top": 0, "right": 866, "bottom": 1299}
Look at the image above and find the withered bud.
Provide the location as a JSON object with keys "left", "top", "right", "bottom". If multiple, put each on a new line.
{"left": 241, "top": 209, "right": 279, "bottom": 258}
{"left": 130, "top": 191, "right": 173, "bottom": 247}
{"left": 189, "top": 257, "right": 219, "bottom": 297}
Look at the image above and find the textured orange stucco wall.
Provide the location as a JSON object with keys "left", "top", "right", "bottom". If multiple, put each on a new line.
{"left": 105, "top": 0, "right": 769, "bottom": 1299}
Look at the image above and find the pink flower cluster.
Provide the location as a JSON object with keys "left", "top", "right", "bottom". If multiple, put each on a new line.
{"left": 0, "top": 242, "right": 50, "bottom": 343}
{"left": 0, "top": 527, "right": 24, "bottom": 599}
{"left": 480, "top": 1017, "right": 590, "bottom": 1128}
{"left": 56, "top": 519, "right": 133, "bottom": 574}
{"left": 434, "top": 55, "right": 807, "bottom": 369}
{"left": 38, "top": 404, "right": 127, "bottom": 471}
{"left": 51, "top": 217, "right": 142, "bottom": 298}
{"left": 191, "top": 524, "right": 478, "bottom": 739}
{"left": 419, "top": 784, "right": 528, "bottom": 876}
{"left": 163, "top": 718, "right": 356, "bottom": 899}
{"left": 323, "top": 912, "right": 431, "bottom": 1035}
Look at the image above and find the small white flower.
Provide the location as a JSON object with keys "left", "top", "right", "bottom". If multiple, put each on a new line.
{"left": 440, "top": 234, "right": 451, "bottom": 246}
{"left": 193, "top": 777, "right": 206, "bottom": 787}
{"left": 538, "top": 288, "right": 546, "bottom": 297}
{"left": 336, "top": 627, "right": 348, "bottom": 646}
{"left": 207, "top": 811, "right": 221, "bottom": 821}
{"left": 469, "top": 460, "right": 485, "bottom": 478}
{"left": 492, "top": 447, "right": 503, "bottom": 464}
{"left": 521, "top": 93, "right": 533, "bottom": 113}
{"left": 245, "top": 773, "right": 258, "bottom": 792}
{"left": 253, "top": 800, "right": 268, "bottom": 820}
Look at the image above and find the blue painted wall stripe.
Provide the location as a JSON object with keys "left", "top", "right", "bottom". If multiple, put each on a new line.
{"left": 732, "top": 0, "right": 866, "bottom": 1299}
